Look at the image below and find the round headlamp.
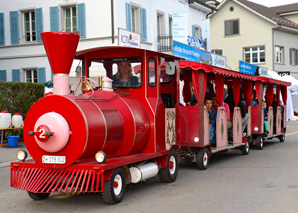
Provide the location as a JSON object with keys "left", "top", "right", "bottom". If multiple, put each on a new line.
{"left": 95, "top": 151, "right": 106, "bottom": 163}
{"left": 254, "top": 127, "right": 259, "bottom": 131}
{"left": 16, "top": 150, "right": 28, "bottom": 161}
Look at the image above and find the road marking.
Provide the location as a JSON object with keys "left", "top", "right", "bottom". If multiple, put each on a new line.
{"left": 286, "top": 131, "right": 298, "bottom": 136}
{"left": 54, "top": 192, "right": 81, "bottom": 199}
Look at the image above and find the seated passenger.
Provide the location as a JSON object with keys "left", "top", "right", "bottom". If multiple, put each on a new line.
{"left": 205, "top": 98, "right": 217, "bottom": 143}
{"left": 238, "top": 100, "right": 249, "bottom": 135}
{"left": 112, "top": 60, "right": 139, "bottom": 87}
{"left": 251, "top": 90, "right": 258, "bottom": 106}
{"left": 212, "top": 96, "right": 232, "bottom": 129}
{"left": 262, "top": 101, "right": 269, "bottom": 134}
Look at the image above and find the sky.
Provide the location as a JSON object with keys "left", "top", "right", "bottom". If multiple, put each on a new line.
{"left": 218, "top": 0, "right": 298, "bottom": 7}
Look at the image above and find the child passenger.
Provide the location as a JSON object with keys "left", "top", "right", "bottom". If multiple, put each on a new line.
{"left": 205, "top": 97, "right": 217, "bottom": 143}
{"left": 262, "top": 101, "right": 269, "bottom": 134}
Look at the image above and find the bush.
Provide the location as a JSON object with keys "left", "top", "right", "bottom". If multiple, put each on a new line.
{"left": 0, "top": 81, "right": 44, "bottom": 119}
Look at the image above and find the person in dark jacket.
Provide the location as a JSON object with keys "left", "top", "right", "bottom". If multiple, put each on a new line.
{"left": 205, "top": 97, "right": 217, "bottom": 142}
{"left": 238, "top": 99, "right": 249, "bottom": 134}
{"left": 112, "top": 60, "right": 139, "bottom": 87}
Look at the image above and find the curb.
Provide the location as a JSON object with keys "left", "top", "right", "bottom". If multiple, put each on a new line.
{"left": 0, "top": 158, "right": 33, "bottom": 169}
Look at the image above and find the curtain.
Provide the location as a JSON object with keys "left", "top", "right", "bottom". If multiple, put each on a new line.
{"left": 192, "top": 70, "right": 206, "bottom": 103}
{"left": 243, "top": 79, "right": 252, "bottom": 106}
{"left": 281, "top": 85, "right": 287, "bottom": 105}
{"left": 265, "top": 84, "right": 274, "bottom": 106}
{"left": 276, "top": 85, "right": 281, "bottom": 105}
{"left": 182, "top": 75, "right": 191, "bottom": 104}
{"left": 233, "top": 78, "right": 241, "bottom": 105}
{"left": 215, "top": 75, "right": 224, "bottom": 106}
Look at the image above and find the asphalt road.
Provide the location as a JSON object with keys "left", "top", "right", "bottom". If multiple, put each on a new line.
{"left": 1, "top": 121, "right": 298, "bottom": 213}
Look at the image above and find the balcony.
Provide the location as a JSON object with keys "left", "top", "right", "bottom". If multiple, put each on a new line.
{"left": 157, "top": 35, "right": 173, "bottom": 53}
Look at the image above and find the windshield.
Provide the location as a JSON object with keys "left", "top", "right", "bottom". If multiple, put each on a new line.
{"left": 88, "top": 57, "right": 142, "bottom": 88}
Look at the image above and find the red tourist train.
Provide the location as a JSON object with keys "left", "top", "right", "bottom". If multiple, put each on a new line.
{"left": 11, "top": 32, "right": 291, "bottom": 204}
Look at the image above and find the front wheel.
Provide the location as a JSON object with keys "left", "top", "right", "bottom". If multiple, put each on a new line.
{"left": 102, "top": 167, "right": 126, "bottom": 205}
{"left": 159, "top": 148, "right": 178, "bottom": 183}
{"left": 197, "top": 148, "right": 209, "bottom": 170}
{"left": 256, "top": 135, "right": 264, "bottom": 150}
{"left": 241, "top": 139, "right": 249, "bottom": 155}
{"left": 28, "top": 192, "right": 50, "bottom": 200}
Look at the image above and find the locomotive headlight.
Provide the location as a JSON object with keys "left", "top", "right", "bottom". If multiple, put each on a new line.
{"left": 95, "top": 151, "right": 106, "bottom": 163}
{"left": 254, "top": 127, "right": 259, "bottom": 131}
{"left": 16, "top": 150, "right": 28, "bottom": 161}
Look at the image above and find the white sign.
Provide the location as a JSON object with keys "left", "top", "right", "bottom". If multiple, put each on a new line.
{"left": 118, "top": 28, "right": 141, "bottom": 48}
{"left": 211, "top": 53, "right": 227, "bottom": 68}
{"left": 201, "top": 18, "right": 211, "bottom": 51}
{"left": 173, "top": 11, "right": 188, "bottom": 44}
{"left": 187, "top": 36, "right": 204, "bottom": 49}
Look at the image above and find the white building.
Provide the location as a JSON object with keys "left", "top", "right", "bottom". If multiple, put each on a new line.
{"left": 0, "top": 0, "right": 216, "bottom": 83}
{"left": 210, "top": 0, "right": 298, "bottom": 78}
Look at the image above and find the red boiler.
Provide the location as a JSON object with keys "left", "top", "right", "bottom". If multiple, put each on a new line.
{"left": 24, "top": 90, "right": 150, "bottom": 169}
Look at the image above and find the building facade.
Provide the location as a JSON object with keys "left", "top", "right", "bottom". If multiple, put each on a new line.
{"left": 0, "top": 0, "right": 215, "bottom": 82}
{"left": 210, "top": 0, "right": 298, "bottom": 78}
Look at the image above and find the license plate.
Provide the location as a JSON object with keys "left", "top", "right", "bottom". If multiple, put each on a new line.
{"left": 42, "top": 155, "right": 66, "bottom": 164}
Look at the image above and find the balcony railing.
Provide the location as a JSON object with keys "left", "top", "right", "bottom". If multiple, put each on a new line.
{"left": 157, "top": 35, "right": 173, "bottom": 52}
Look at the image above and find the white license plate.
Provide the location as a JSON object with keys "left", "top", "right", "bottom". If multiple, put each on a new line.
{"left": 42, "top": 155, "right": 66, "bottom": 164}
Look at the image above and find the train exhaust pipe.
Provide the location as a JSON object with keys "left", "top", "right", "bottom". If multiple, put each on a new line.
{"left": 41, "top": 32, "right": 80, "bottom": 95}
{"left": 129, "top": 162, "right": 159, "bottom": 183}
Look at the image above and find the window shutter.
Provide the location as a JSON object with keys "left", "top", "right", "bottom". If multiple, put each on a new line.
{"left": 0, "top": 13, "right": 5, "bottom": 45}
{"left": 0, "top": 70, "right": 7, "bottom": 81}
{"left": 35, "top": 8, "right": 43, "bottom": 42}
{"left": 77, "top": 3, "right": 86, "bottom": 38}
{"left": 126, "top": 3, "right": 132, "bottom": 31}
{"left": 38, "top": 67, "right": 46, "bottom": 83}
{"left": 141, "top": 8, "right": 147, "bottom": 41}
{"left": 12, "top": 69, "right": 20, "bottom": 82}
{"left": 192, "top": 25, "right": 196, "bottom": 38}
{"left": 50, "top": 6, "right": 59, "bottom": 31}
{"left": 9, "top": 11, "right": 19, "bottom": 44}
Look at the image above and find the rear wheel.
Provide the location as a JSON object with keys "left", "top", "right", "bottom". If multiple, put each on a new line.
{"left": 241, "top": 139, "right": 249, "bottom": 155}
{"left": 197, "top": 148, "right": 209, "bottom": 170}
{"left": 159, "top": 148, "right": 178, "bottom": 183}
{"left": 279, "top": 133, "right": 285, "bottom": 142}
{"left": 28, "top": 192, "right": 50, "bottom": 200}
{"left": 256, "top": 135, "right": 264, "bottom": 150}
{"left": 102, "top": 167, "right": 126, "bottom": 205}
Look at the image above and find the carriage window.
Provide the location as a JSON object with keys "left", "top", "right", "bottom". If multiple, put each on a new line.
{"left": 88, "top": 57, "right": 142, "bottom": 88}
{"left": 148, "top": 58, "right": 156, "bottom": 87}
{"left": 160, "top": 70, "right": 171, "bottom": 83}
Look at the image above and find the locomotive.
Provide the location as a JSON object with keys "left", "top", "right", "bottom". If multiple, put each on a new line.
{"left": 11, "top": 31, "right": 290, "bottom": 204}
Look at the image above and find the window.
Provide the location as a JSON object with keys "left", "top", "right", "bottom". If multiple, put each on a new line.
{"left": 157, "top": 13, "right": 164, "bottom": 36}
{"left": 212, "top": 49, "right": 223, "bottom": 56}
{"left": 0, "top": 70, "right": 7, "bottom": 81}
{"left": 225, "top": 19, "right": 239, "bottom": 36}
{"left": 25, "top": 69, "right": 38, "bottom": 83}
{"left": 169, "top": 16, "right": 172, "bottom": 36}
{"left": 23, "top": 11, "right": 36, "bottom": 42}
{"left": 88, "top": 57, "right": 142, "bottom": 88}
{"left": 275, "top": 46, "right": 284, "bottom": 64}
{"left": 290, "top": 48, "right": 297, "bottom": 66}
{"left": 64, "top": 6, "right": 77, "bottom": 32}
{"left": 131, "top": 7, "right": 140, "bottom": 33}
{"left": 148, "top": 58, "right": 156, "bottom": 87}
{"left": 244, "top": 46, "right": 265, "bottom": 64}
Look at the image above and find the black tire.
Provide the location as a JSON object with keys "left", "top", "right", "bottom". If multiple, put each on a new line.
{"left": 28, "top": 192, "right": 50, "bottom": 200}
{"left": 241, "top": 139, "right": 249, "bottom": 155}
{"left": 102, "top": 167, "right": 126, "bottom": 205}
{"left": 256, "top": 135, "right": 264, "bottom": 150}
{"left": 279, "top": 133, "right": 285, "bottom": 142}
{"left": 159, "top": 148, "right": 178, "bottom": 183}
{"left": 197, "top": 148, "right": 209, "bottom": 170}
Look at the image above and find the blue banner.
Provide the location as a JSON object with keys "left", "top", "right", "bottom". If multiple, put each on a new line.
{"left": 239, "top": 61, "right": 259, "bottom": 75}
{"left": 173, "top": 41, "right": 211, "bottom": 64}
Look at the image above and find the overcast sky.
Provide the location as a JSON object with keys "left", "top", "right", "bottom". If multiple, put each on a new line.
{"left": 218, "top": 0, "right": 298, "bottom": 7}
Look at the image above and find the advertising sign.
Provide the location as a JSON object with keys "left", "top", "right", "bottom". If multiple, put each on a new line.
{"left": 239, "top": 61, "right": 259, "bottom": 75}
{"left": 173, "top": 41, "right": 212, "bottom": 64}
{"left": 118, "top": 28, "right": 141, "bottom": 48}
{"left": 187, "top": 36, "right": 204, "bottom": 49}
{"left": 259, "top": 66, "right": 268, "bottom": 76}
{"left": 173, "top": 11, "right": 188, "bottom": 44}
{"left": 211, "top": 54, "right": 227, "bottom": 68}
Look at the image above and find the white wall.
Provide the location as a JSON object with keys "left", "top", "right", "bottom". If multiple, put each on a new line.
{"left": 0, "top": 0, "right": 212, "bottom": 81}
{"left": 274, "top": 29, "right": 298, "bottom": 79}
